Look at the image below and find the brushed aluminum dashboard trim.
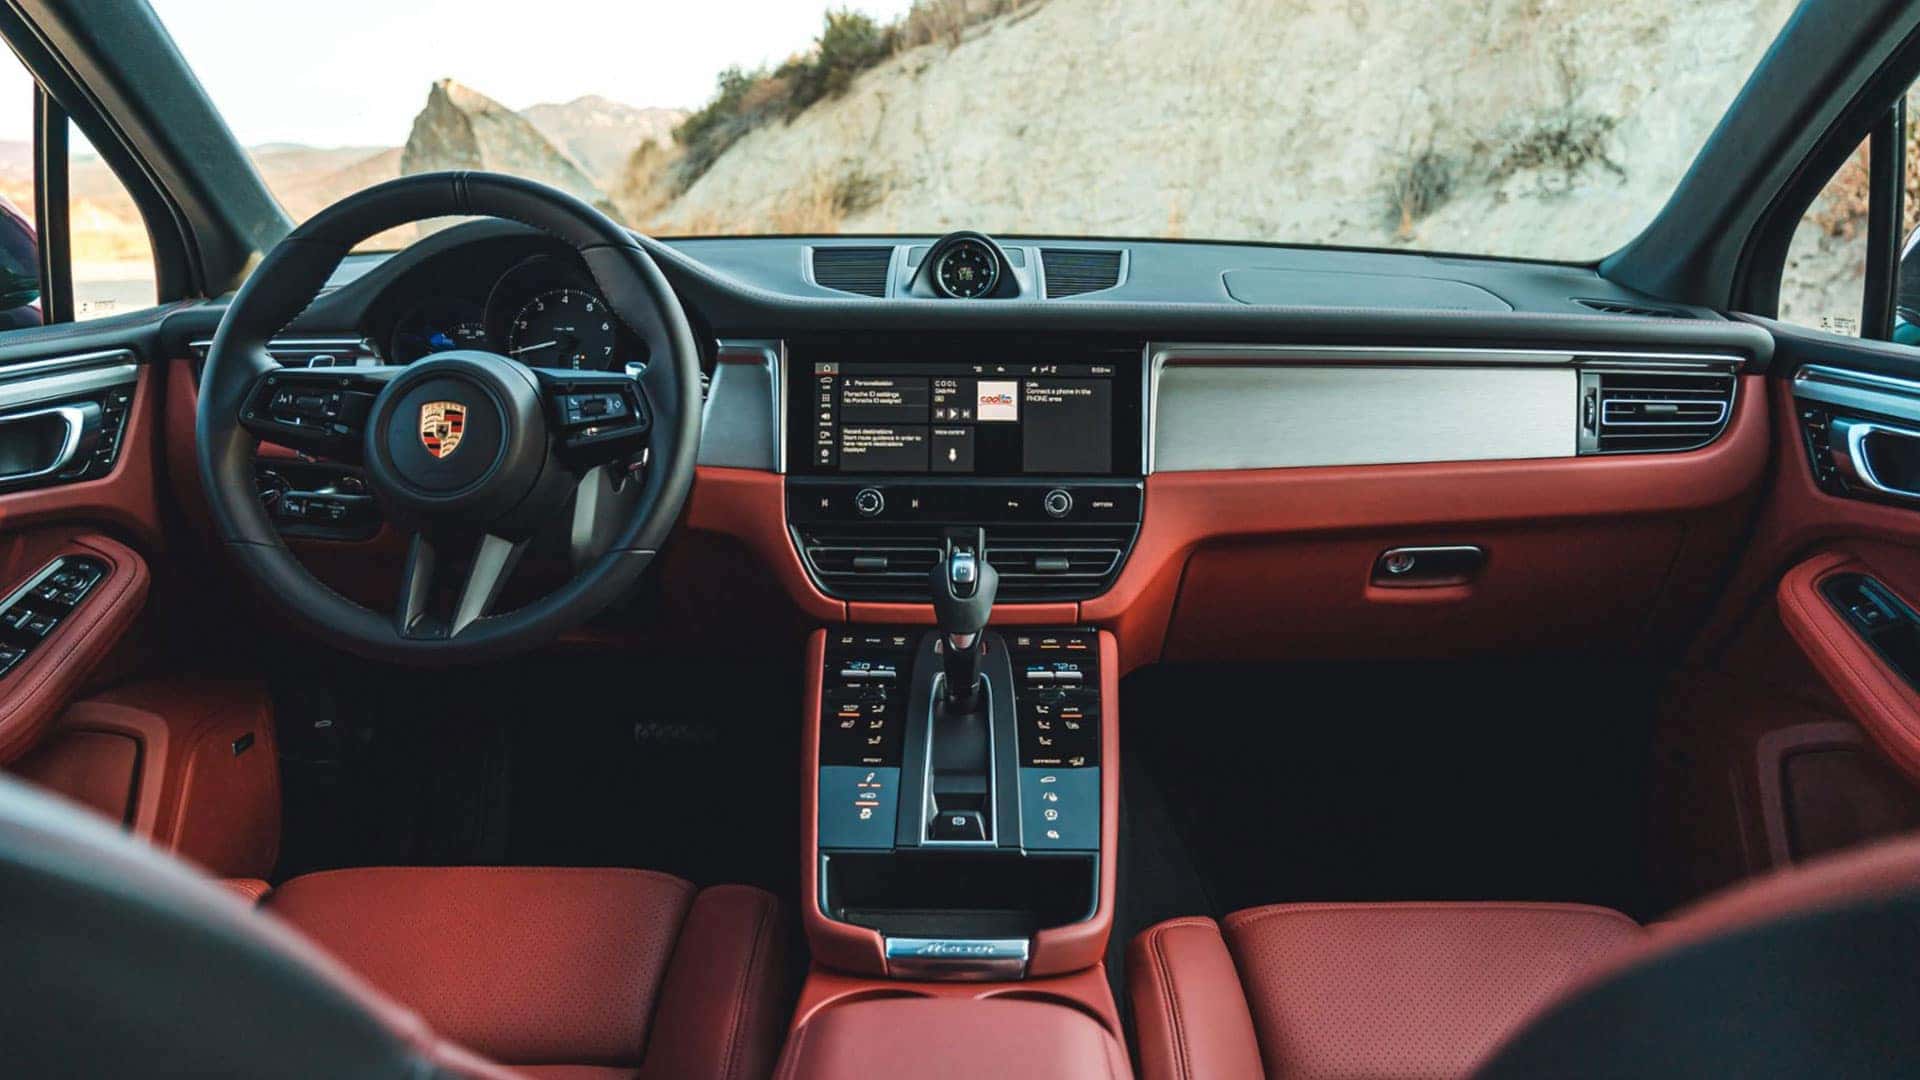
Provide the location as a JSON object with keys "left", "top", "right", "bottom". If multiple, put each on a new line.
{"left": 706, "top": 339, "right": 786, "bottom": 472}
{"left": 1146, "top": 343, "right": 1745, "bottom": 473}
{"left": 1793, "top": 363, "right": 1920, "bottom": 427}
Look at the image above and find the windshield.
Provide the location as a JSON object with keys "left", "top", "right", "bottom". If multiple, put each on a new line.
{"left": 153, "top": 0, "right": 1799, "bottom": 260}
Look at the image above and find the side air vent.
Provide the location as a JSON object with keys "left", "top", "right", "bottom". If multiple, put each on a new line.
{"left": 1579, "top": 368, "right": 1736, "bottom": 455}
{"left": 1041, "top": 249, "right": 1125, "bottom": 298}
{"left": 811, "top": 246, "right": 894, "bottom": 297}
{"left": 1575, "top": 298, "right": 1693, "bottom": 319}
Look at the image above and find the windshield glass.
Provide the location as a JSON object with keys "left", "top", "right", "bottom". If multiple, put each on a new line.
{"left": 153, "top": 0, "right": 1799, "bottom": 260}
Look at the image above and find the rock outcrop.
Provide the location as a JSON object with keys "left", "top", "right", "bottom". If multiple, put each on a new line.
{"left": 521, "top": 96, "right": 684, "bottom": 190}
{"left": 400, "top": 79, "right": 608, "bottom": 209}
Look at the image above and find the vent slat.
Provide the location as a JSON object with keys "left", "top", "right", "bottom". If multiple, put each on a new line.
{"left": 811, "top": 247, "right": 893, "bottom": 297}
{"left": 796, "top": 525, "right": 1135, "bottom": 601}
{"left": 1041, "top": 249, "right": 1124, "bottom": 298}
{"left": 1589, "top": 369, "right": 1735, "bottom": 454}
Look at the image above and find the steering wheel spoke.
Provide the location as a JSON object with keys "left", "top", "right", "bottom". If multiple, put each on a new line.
{"left": 530, "top": 366, "right": 653, "bottom": 469}
{"left": 239, "top": 366, "right": 399, "bottom": 461}
{"left": 395, "top": 530, "right": 529, "bottom": 640}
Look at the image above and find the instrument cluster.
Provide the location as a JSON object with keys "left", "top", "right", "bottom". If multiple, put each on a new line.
{"left": 383, "top": 249, "right": 644, "bottom": 372}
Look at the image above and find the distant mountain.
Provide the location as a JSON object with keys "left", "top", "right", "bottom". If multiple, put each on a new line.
{"left": 521, "top": 95, "right": 683, "bottom": 189}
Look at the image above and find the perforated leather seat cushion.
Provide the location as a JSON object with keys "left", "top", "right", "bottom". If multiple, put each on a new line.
{"left": 267, "top": 866, "right": 787, "bottom": 1078}
{"left": 1220, "top": 902, "right": 1644, "bottom": 1079}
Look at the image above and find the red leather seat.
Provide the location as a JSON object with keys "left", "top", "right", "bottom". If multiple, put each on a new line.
{"left": 261, "top": 867, "right": 788, "bottom": 1080}
{"left": 1129, "top": 835, "right": 1920, "bottom": 1080}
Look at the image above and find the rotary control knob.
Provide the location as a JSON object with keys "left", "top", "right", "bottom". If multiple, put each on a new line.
{"left": 1042, "top": 488, "right": 1074, "bottom": 519}
{"left": 854, "top": 487, "right": 886, "bottom": 517}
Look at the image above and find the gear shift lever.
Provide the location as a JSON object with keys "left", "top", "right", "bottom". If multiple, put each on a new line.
{"left": 930, "top": 528, "right": 998, "bottom": 712}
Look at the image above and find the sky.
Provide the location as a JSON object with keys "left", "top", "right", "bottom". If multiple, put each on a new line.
{"left": 2, "top": 0, "right": 916, "bottom": 147}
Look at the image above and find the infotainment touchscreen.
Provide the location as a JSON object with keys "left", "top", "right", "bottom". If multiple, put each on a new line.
{"left": 788, "top": 346, "right": 1141, "bottom": 477}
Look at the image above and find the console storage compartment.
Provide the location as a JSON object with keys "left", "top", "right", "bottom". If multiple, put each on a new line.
{"left": 825, "top": 850, "right": 1098, "bottom": 939}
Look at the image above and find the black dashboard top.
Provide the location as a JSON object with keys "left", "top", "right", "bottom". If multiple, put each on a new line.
{"left": 154, "top": 219, "right": 1776, "bottom": 372}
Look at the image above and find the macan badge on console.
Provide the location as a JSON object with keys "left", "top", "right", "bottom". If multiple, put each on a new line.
{"left": 418, "top": 401, "right": 466, "bottom": 459}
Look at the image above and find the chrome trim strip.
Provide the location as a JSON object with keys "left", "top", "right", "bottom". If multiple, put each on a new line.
{"left": 1793, "top": 364, "right": 1920, "bottom": 427}
{"left": 0, "top": 364, "right": 139, "bottom": 413}
{"left": 1829, "top": 417, "right": 1920, "bottom": 502}
{"left": 917, "top": 672, "right": 998, "bottom": 848}
{"left": 1145, "top": 343, "right": 1746, "bottom": 473}
{"left": 884, "top": 936, "right": 1029, "bottom": 981}
{"left": 0, "top": 348, "right": 137, "bottom": 382}
{"left": 0, "top": 406, "right": 90, "bottom": 483}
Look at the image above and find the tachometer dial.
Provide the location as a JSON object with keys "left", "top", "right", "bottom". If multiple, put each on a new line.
{"left": 934, "top": 239, "right": 999, "bottom": 299}
{"left": 506, "top": 288, "right": 617, "bottom": 369}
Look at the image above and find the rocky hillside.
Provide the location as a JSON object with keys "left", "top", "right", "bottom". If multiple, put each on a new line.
{"left": 646, "top": 0, "right": 1799, "bottom": 261}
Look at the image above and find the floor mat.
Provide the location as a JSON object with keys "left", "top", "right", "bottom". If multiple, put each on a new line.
{"left": 1117, "top": 658, "right": 1663, "bottom": 929}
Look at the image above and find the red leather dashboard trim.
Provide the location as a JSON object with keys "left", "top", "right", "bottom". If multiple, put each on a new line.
{"left": 691, "top": 468, "right": 845, "bottom": 623}
{"left": 1777, "top": 549, "right": 1920, "bottom": 783}
{"left": 0, "top": 533, "right": 150, "bottom": 764}
{"left": 1082, "top": 373, "right": 1768, "bottom": 671}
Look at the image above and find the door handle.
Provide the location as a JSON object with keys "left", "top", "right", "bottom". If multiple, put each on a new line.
{"left": 0, "top": 403, "right": 102, "bottom": 484}
{"left": 1829, "top": 417, "right": 1920, "bottom": 502}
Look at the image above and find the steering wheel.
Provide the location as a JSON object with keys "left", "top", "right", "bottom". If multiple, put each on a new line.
{"left": 195, "top": 173, "right": 702, "bottom": 665}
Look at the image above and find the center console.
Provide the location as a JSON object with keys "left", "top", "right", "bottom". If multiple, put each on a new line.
{"left": 787, "top": 340, "right": 1131, "bottom": 1065}
{"left": 804, "top": 616, "right": 1118, "bottom": 981}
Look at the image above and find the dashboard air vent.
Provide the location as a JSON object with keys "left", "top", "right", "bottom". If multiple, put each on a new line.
{"left": 811, "top": 246, "right": 894, "bottom": 297}
{"left": 987, "top": 526, "right": 1135, "bottom": 600}
{"left": 1575, "top": 298, "right": 1692, "bottom": 319}
{"left": 1580, "top": 368, "right": 1736, "bottom": 454}
{"left": 1041, "top": 249, "right": 1124, "bottom": 298}
{"left": 793, "top": 524, "right": 1136, "bottom": 602}
{"left": 795, "top": 527, "right": 944, "bottom": 601}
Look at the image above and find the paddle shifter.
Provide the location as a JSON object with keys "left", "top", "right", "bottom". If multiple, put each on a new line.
{"left": 931, "top": 528, "right": 998, "bottom": 713}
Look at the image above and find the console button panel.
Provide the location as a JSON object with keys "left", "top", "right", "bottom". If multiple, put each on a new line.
{"left": 0, "top": 556, "right": 108, "bottom": 678}
{"left": 1006, "top": 629, "right": 1101, "bottom": 850}
{"left": 818, "top": 630, "right": 916, "bottom": 849}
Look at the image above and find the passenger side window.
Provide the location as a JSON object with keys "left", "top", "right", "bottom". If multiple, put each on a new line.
{"left": 0, "top": 45, "right": 158, "bottom": 330}
{"left": 1780, "top": 137, "right": 1870, "bottom": 337}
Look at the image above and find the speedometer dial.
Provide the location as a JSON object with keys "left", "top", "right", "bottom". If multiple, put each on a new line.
{"left": 506, "top": 288, "right": 617, "bottom": 369}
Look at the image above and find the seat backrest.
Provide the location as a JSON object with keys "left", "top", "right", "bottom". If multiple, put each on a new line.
{"left": 1477, "top": 834, "right": 1920, "bottom": 1078}
{"left": 0, "top": 773, "right": 494, "bottom": 1078}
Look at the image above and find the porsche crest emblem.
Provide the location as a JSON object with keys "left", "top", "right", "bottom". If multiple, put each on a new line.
{"left": 418, "top": 401, "right": 467, "bottom": 459}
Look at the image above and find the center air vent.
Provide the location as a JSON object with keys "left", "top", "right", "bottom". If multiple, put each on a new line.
{"left": 793, "top": 524, "right": 1135, "bottom": 602}
{"left": 1579, "top": 367, "right": 1737, "bottom": 455}
{"left": 1575, "top": 298, "right": 1693, "bottom": 319}
{"left": 811, "top": 246, "right": 894, "bottom": 297}
{"left": 1040, "top": 249, "right": 1125, "bottom": 298}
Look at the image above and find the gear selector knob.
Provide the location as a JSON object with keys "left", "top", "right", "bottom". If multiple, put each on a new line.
{"left": 931, "top": 528, "right": 997, "bottom": 711}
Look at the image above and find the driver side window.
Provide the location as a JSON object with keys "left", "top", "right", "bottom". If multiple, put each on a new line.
{"left": 0, "top": 45, "right": 157, "bottom": 331}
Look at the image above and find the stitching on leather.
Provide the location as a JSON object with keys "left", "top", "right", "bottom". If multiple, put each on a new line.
{"left": 720, "top": 889, "right": 775, "bottom": 1080}
{"left": 1147, "top": 922, "right": 1195, "bottom": 1080}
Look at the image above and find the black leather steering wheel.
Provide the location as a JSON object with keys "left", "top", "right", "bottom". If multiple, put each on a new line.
{"left": 196, "top": 173, "right": 702, "bottom": 665}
